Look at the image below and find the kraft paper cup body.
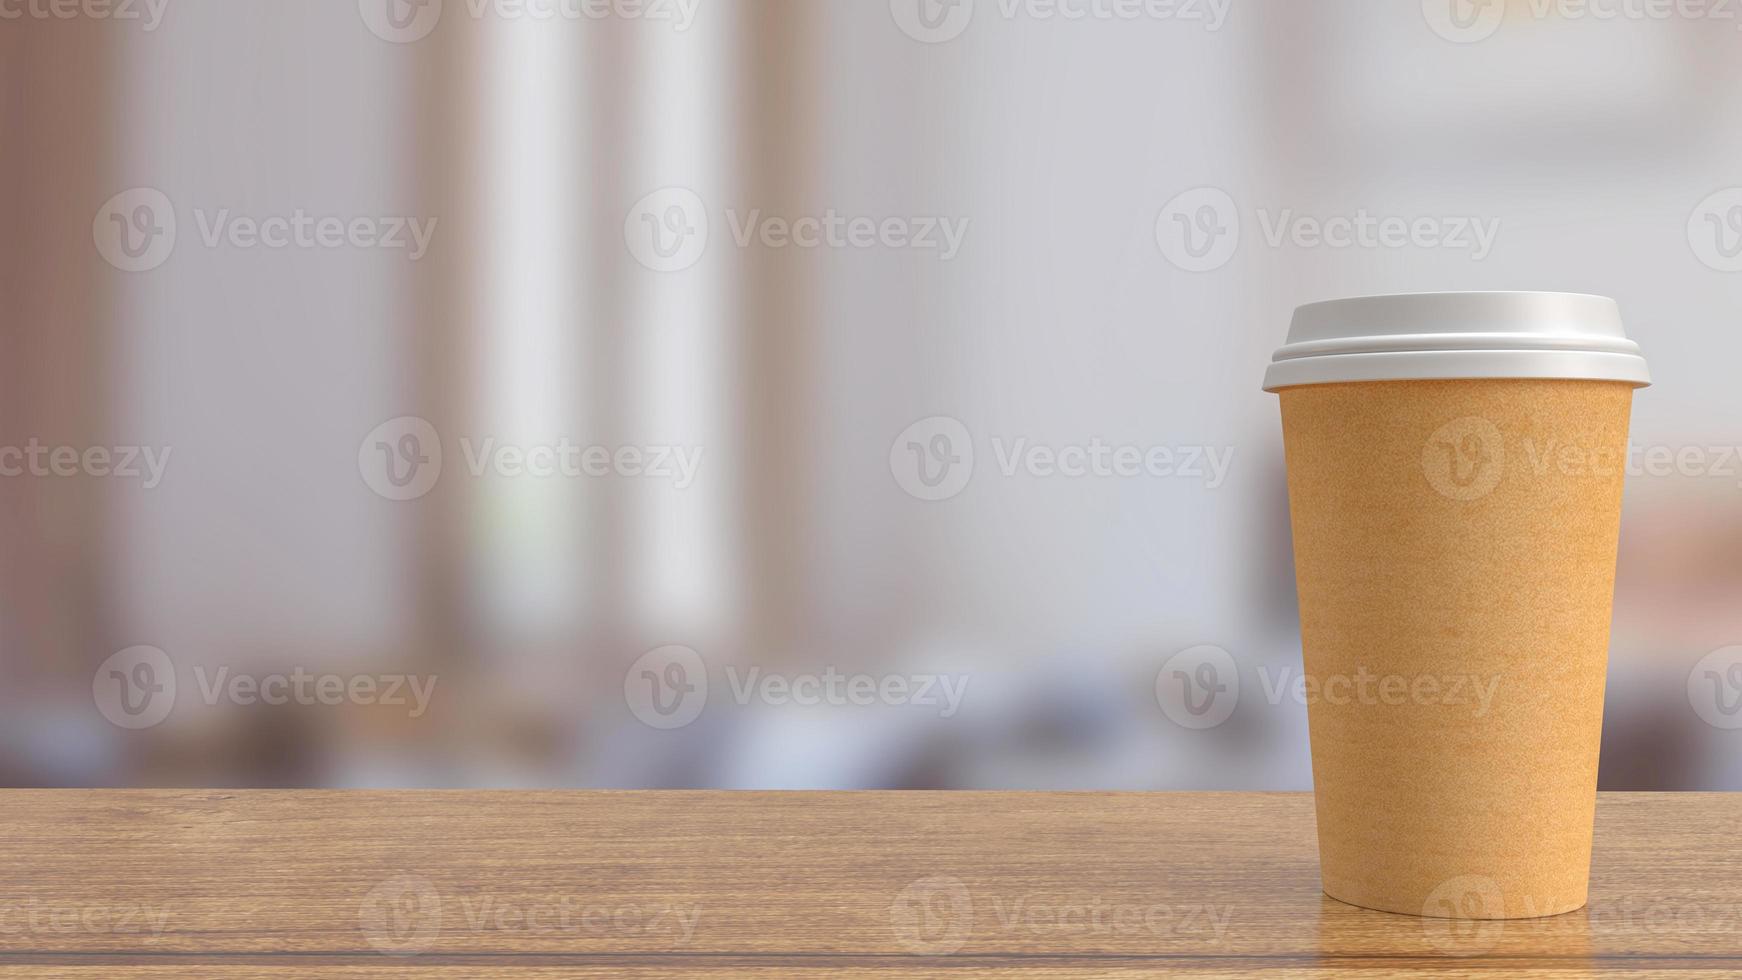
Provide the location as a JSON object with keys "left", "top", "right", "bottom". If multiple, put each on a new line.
{"left": 1266, "top": 293, "right": 1647, "bottom": 921}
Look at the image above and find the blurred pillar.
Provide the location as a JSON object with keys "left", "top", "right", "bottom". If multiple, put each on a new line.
{"left": 738, "top": 1, "right": 822, "bottom": 664}
{"left": 0, "top": 22, "right": 117, "bottom": 692}
{"left": 409, "top": 15, "right": 484, "bottom": 677}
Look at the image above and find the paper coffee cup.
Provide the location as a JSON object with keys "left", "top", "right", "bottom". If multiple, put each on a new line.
{"left": 1264, "top": 292, "right": 1649, "bottom": 920}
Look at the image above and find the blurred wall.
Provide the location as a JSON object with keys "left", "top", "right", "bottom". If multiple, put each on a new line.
{"left": 1, "top": 0, "right": 1738, "bottom": 789}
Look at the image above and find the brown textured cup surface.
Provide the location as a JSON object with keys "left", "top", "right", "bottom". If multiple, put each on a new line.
{"left": 1279, "top": 379, "right": 1635, "bottom": 920}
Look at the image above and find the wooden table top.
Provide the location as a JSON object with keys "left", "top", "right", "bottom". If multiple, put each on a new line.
{"left": 1, "top": 791, "right": 1737, "bottom": 977}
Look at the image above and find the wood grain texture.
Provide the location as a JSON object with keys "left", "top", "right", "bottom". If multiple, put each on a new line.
{"left": 0, "top": 792, "right": 1737, "bottom": 976}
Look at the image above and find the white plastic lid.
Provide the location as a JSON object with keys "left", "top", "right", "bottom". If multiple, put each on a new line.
{"left": 1263, "top": 291, "right": 1651, "bottom": 391}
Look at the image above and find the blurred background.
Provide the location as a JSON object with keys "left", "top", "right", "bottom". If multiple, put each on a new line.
{"left": 1, "top": 0, "right": 1738, "bottom": 789}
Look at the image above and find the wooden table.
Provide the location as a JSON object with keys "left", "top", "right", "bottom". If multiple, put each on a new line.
{"left": 1, "top": 792, "right": 1737, "bottom": 977}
